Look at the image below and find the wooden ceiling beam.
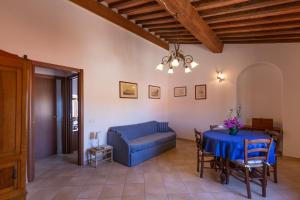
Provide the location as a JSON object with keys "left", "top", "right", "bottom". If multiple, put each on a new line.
{"left": 169, "top": 41, "right": 201, "bottom": 44}
{"left": 163, "top": 36, "right": 196, "bottom": 40}
{"left": 109, "top": 0, "right": 154, "bottom": 10}
{"left": 207, "top": 4, "right": 300, "bottom": 24}
{"left": 201, "top": 0, "right": 299, "bottom": 18}
{"left": 162, "top": 34, "right": 195, "bottom": 38}
{"left": 155, "top": 30, "right": 191, "bottom": 37}
{"left": 218, "top": 29, "right": 300, "bottom": 38}
{"left": 216, "top": 22, "right": 300, "bottom": 34}
{"left": 143, "top": 22, "right": 182, "bottom": 29}
{"left": 119, "top": 3, "right": 163, "bottom": 15}
{"left": 224, "top": 39, "right": 300, "bottom": 43}
{"left": 136, "top": 17, "right": 176, "bottom": 25}
{"left": 211, "top": 14, "right": 300, "bottom": 29}
{"left": 156, "top": 0, "right": 223, "bottom": 53}
{"left": 104, "top": 0, "right": 122, "bottom": 4}
{"left": 149, "top": 27, "right": 186, "bottom": 32}
{"left": 192, "top": 0, "right": 249, "bottom": 11}
{"left": 158, "top": 33, "right": 193, "bottom": 37}
{"left": 70, "top": 0, "right": 169, "bottom": 50}
{"left": 220, "top": 34, "right": 300, "bottom": 40}
{"left": 128, "top": 11, "right": 170, "bottom": 20}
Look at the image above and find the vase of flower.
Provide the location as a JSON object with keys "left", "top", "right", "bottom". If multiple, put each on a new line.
{"left": 229, "top": 127, "right": 239, "bottom": 135}
{"left": 224, "top": 116, "right": 242, "bottom": 136}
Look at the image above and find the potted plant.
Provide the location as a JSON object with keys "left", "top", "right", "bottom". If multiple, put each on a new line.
{"left": 224, "top": 106, "right": 243, "bottom": 135}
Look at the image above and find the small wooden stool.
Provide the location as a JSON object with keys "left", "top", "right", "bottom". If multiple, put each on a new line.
{"left": 87, "top": 145, "right": 113, "bottom": 168}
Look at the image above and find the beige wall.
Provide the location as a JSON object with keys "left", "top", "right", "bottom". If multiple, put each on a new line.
{"left": 237, "top": 63, "right": 283, "bottom": 127}
{"left": 168, "top": 44, "right": 300, "bottom": 158}
{"left": 0, "top": 0, "right": 169, "bottom": 155}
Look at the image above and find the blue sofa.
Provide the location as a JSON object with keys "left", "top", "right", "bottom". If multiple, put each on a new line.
{"left": 107, "top": 121, "right": 176, "bottom": 167}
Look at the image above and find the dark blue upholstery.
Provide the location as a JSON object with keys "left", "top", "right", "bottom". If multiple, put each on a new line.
{"left": 157, "top": 122, "right": 169, "bottom": 132}
{"left": 107, "top": 121, "right": 176, "bottom": 167}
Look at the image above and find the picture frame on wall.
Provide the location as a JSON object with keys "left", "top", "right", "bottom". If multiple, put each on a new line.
{"left": 174, "top": 86, "right": 187, "bottom": 97}
{"left": 119, "top": 81, "right": 138, "bottom": 99}
{"left": 195, "top": 84, "right": 207, "bottom": 100}
{"left": 148, "top": 85, "right": 161, "bottom": 99}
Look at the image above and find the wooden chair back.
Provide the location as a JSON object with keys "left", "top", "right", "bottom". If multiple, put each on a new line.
{"left": 210, "top": 125, "right": 227, "bottom": 131}
{"left": 244, "top": 138, "right": 273, "bottom": 165}
{"left": 194, "top": 129, "right": 203, "bottom": 151}
{"left": 265, "top": 130, "right": 281, "bottom": 154}
{"left": 252, "top": 118, "right": 273, "bottom": 131}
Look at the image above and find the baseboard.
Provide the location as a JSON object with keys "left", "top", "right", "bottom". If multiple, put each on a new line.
{"left": 282, "top": 155, "right": 300, "bottom": 161}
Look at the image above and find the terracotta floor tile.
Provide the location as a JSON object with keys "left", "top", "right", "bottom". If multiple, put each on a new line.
{"left": 27, "top": 140, "right": 300, "bottom": 200}
{"left": 123, "top": 183, "right": 145, "bottom": 196}
{"left": 100, "top": 184, "right": 124, "bottom": 198}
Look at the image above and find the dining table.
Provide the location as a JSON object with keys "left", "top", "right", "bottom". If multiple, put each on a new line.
{"left": 203, "top": 129, "right": 276, "bottom": 184}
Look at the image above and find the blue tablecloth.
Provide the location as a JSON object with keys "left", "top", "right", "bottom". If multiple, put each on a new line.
{"left": 203, "top": 130, "right": 276, "bottom": 164}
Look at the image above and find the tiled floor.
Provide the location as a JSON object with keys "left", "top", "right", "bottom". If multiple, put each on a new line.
{"left": 27, "top": 140, "right": 300, "bottom": 200}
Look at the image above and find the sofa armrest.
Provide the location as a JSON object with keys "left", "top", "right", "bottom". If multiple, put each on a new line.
{"left": 168, "top": 126, "right": 176, "bottom": 133}
{"left": 107, "top": 130, "right": 131, "bottom": 166}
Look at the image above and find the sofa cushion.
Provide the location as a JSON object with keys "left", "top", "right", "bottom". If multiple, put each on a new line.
{"left": 129, "top": 132, "right": 176, "bottom": 153}
{"left": 109, "top": 121, "right": 158, "bottom": 140}
{"left": 157, "top": 122, "right": 169, "bottom": 132}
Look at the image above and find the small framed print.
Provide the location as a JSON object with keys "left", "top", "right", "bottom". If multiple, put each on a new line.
{"left": 174, "top": 86, "right": 187, "bottom": 97}
{"left": 195, "top": 84, "right": 207, "bottom": 100}
{"left": 119, "top": 81, "right": 138, "bottom": 99}
{"left": 148, "top": 85, "right": 161, "bottom": 99}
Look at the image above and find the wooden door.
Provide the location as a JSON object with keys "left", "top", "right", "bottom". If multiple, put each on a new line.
{"left": 33, "top": 75, "right": 57, "bottom": 160}
{"left": 70, "top": 76, "right": 78, "bottom": 153}
{"left": 0, "top": 51, "right": 29, "bottom": 200}
{"left": 63, "top": 75, "right": 79, "bottom": 154}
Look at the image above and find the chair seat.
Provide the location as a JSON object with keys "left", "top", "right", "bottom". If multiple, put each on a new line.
{"left": 201, "top": 151, "right": 214, "bottom": 156}
{"left": 233, "top": 159, "right": 264, "bottom": 168}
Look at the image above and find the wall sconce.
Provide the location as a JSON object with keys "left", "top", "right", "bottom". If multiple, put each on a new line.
{"left": 217, "top": 71, "right": 225, "bottom": 82}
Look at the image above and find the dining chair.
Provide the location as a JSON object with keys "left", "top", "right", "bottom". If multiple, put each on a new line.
{"left": 265, "top": 130, "right": 281, "bottom": 183}
{"left": 229, "top": 138, "right": 273, "bottom": 199}
{"left": 194, "top": 128, "right": 216, "bottom": 178}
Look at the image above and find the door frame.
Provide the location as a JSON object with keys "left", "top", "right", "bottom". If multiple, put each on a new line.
{"left": 27, "top": 60, "right": 84, "bottom": 182}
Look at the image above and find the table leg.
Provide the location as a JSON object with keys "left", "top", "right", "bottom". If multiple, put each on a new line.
{"left": 225, "top": 157, "right": 230, "bottom": 184}
{"left": 219, "top": 157, "right": 226, "bottom": 184}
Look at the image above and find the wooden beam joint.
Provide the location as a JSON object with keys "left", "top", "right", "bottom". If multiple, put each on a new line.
{"left": 156, "top": 0, "right": 223, "bottom": 53}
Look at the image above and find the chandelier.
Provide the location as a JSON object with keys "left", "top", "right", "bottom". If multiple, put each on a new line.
{"left": 156, "top": 43, "right": 199, "bottom": 74}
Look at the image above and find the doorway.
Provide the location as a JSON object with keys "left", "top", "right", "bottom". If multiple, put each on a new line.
{"left": 28, "top": 61, "right": 84, "bottom": 182}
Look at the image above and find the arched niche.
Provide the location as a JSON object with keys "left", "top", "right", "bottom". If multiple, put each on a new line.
{"left": 237, "top": 62, "right": 283, "bottom": 128}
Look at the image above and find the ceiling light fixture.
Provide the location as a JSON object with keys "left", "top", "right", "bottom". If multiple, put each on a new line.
{"left": 156, "top": 43, "right": 199, "bottom": 74}
{"left": 155, "top": 2, "right": 198, "bottom": 74}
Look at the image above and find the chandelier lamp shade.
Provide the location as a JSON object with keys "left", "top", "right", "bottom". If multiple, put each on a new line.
{"left": 156, "top": 43, "right": 198, "bottom": 74}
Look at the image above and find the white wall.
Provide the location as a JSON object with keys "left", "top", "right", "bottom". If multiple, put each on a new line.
{"left": 168, "top": 44, "right": 300, "bottom": 158}
{"left": 0, "top": 0, "right": 169, "bottom": 157}
{"left": 237, "top": 63, "right": 283, "bottom": 127}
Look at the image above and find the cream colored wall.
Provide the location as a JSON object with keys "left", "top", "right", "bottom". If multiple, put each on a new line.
{"left": 237, "top": 63, "right": 283, "bottom": 127}
{"left": 0, "top": 0, "right": 169, "bottom": 155}
{"left": 168, "top": 44, "right": 300, "bottom": 158}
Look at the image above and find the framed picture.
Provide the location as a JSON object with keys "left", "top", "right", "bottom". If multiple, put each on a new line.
{"left": 119, "top": 81, "right": 138, "bottom": 99}
{"left": 148, "top": 85, "right": 161, "bottom": 99}
{"left": 174, "top": 86, "right": 187, "bottom": 97}
{"left": 195, "top": 84, "right": 207, "bottom": 100}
